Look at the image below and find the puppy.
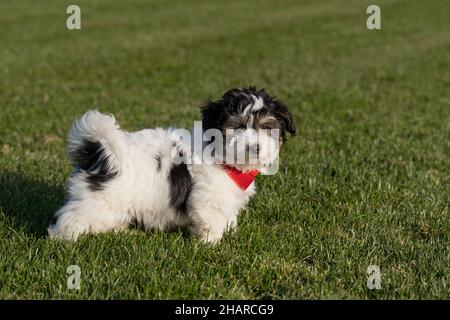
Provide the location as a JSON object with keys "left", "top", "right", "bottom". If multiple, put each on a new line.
{"left": 48, "top": 87, "right": 295, "bottom": 243}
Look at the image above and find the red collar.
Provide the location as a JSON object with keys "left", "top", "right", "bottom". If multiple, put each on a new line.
{"left": 222, "top": 165, "right": 260, "bottom": 190}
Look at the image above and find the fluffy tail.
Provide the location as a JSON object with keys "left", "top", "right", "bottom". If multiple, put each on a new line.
{"left": 68, "top": 111, "right": 125, "bottom": 189}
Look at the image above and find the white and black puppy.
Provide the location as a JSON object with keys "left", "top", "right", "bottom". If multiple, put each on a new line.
{"left": 48, "top": 87, "right": 295, "bottom": 243}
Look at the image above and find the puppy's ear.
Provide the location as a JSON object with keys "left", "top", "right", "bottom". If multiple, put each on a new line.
{"left": 201, "top": 100, "right": 225, "bottom": 131}
{"left": 273, "top": 100, "right": 296, "bottom": 138}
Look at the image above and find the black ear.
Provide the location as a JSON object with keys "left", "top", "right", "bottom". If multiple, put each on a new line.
{"left": 201, "top": 99, "right": 230, "bottom": 132}
{"left": 202, "top": 88, "right": 256, "bottom": 129}
{"left": 273, "top": 100, "right": 296, "bottom": 138}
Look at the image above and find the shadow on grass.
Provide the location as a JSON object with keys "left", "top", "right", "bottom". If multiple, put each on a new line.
{"left": 0, "top": 172, "right": 65, "bottom": 237}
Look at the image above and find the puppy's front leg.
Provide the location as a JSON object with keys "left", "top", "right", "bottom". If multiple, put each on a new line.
{"left": 188, "top": 208, "right": 237, "bottom": 244}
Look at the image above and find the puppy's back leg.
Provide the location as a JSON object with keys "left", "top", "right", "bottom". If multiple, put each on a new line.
{"left": 48, "top": 200, "right": 130, "bottom": 240}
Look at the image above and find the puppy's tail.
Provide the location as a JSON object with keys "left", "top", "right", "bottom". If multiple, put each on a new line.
{"left": 67, "top": 111, "right": 125, "bottom": 182}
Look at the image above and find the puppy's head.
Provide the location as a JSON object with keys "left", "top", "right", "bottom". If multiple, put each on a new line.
{"left": 201, "top": 87, "right": 295, "bottom": 172}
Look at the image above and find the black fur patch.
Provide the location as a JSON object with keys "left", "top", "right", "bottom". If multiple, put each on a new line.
{"left": 168, "top": 162, "right": 192, "bottom": 214}
{"left": 72, "top": 140, "right": 118, "bottom": 191}
{"left": 155, "top": 154, "right": 162, "bottom": 171}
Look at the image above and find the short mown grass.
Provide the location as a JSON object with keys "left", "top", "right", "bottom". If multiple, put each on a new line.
{"left": 0, "top": 0, "right": 449, "bottom": 299}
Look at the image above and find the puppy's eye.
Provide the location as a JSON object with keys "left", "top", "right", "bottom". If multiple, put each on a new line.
{"left": 236, "top": 124, "right": 246, "bottom": 130}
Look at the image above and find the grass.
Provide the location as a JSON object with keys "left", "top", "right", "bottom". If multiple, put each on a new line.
{"left": 0, "top": 0, "right": 449, "bottom": 299}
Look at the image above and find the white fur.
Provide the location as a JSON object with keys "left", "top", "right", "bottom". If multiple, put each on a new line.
{"left": 243, "top": 95, "right": 264, "bottom": 115}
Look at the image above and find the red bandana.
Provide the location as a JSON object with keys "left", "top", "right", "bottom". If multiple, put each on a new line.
{"left": 222, "top": 165, "right": 260, "bottom": 190}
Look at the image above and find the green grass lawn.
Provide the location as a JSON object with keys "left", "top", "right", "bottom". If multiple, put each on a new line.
{"left": 0, "top": 0, "right": 449, "bottom": 299}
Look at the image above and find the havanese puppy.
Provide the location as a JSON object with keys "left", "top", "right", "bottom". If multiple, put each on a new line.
{"left": 48, "top": 87, "right": 295, "bottom": 243}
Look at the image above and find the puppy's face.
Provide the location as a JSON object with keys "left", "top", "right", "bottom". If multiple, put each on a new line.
{"left": 201, "top": 87, "right": 295, "bottom": 172}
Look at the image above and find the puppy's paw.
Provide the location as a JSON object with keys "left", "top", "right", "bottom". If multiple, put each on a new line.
{"left": 47, "top": 221, "right": 86, "bottom": 241}
{"left": 198, "top": 230, "right": 224, "bottom": 245}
